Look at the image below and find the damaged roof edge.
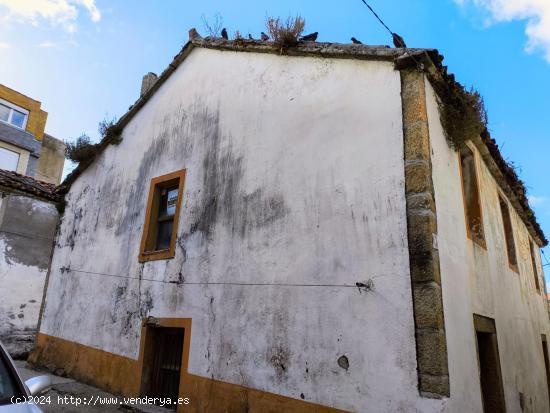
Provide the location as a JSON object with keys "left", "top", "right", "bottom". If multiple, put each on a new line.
{"left": 57, "top": 31, "right": 547, "bottom": 247}
{"left": 397, "top": 51, "right": 547, "bottom": 247}
{"left": 0, "top": 169, "right": 61, "bottom": 203}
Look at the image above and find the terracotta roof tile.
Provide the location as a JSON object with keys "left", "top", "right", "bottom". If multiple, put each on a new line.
{"left": 0, "top": 168, "right": 60, "bottom": 202}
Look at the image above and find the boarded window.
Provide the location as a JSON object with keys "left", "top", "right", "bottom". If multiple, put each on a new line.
{"left": 459, "top": 146, "right": 485, "bottom": 247}
{"left": 139, "top": 170, "right": 186, "bottom": 262}
{"left": 530, "top": 240, "right": 541, "bottom": 293}
{"left": 498, "top": 196, "right": 518, "bottom": 272}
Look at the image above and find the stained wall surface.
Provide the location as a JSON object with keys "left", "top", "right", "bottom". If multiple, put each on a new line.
{"left": 37, "top": 48, "right": 441, "bottom": 411}
{"left": 427, "top": 80, "right": 550, "bottom": 413}
{"left": 0, "top": 193, "right": 58, "bottom": 358}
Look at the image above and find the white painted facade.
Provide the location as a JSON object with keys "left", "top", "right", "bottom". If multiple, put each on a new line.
{"left": 37, "top": 47, "right": 549, "bottom": 412}
{"left": 427, "top": 81, "right": 550, "bottom": 413}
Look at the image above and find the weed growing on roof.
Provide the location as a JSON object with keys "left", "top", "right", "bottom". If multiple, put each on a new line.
{"left": 65, "top": 117, "right": 122, "bottom": 164}
{"left": 65, "top": 134, "right": 95, "bottom": 163}
{"left": 428, "top": 72, "right": 488, "bottom": 150}
{"left": 266, "top": 15, "right": 305, "bottom": 48}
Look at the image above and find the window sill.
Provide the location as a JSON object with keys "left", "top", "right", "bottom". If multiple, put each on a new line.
{"left": 508, "top": 263, "right": 519, "bottom": 274}
{"left": 467, "top": 234, "right": 487, "bottom": 251}
{"left": 139, "top": 249, "right": 175, "bottom": 263}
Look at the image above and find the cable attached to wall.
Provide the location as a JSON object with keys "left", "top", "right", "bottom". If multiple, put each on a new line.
{"left": 61, "top": 267, "right": 393, "bottom": 291}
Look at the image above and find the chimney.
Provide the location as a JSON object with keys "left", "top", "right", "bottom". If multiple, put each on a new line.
{"left": 140, "top": 72, "right": 157, "bottom": 97}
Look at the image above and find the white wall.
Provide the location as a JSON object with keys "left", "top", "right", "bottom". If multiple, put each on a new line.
{"left": 0, "top": 194, "right": 58, "bottom": 358}
{"left": 38, "top": 48, "right": 449, "bottom": 411}
{"left": 427, "top": 80, "right": 550, "bottom": 413}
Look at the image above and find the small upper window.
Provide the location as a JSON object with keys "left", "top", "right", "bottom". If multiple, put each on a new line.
{"left": 139, "top": 170, "right": 186, "bottom": 262}
{"left": 0, "top": 99, "right": 28, "bottom": 130}
{"left": 498, "top": 195, "right": 518, "bottom": 272}
{"left": 530, "top": 240, "right": 541, "bottom": 293}
{"left": 459, "top": 146, "right": 485, "bottom": 247}
{"left": 0, "top": 147, "right": 20, "bottom": 171}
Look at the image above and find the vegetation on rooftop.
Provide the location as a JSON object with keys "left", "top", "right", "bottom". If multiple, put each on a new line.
{"left": 428, "top": 72, "right": 488, "bottom": 150}
{"left": 65, "top": 117, "right": 122, "bottom": 164}
{"left": 266, "top": 15, "right": 305, "bottom": 48}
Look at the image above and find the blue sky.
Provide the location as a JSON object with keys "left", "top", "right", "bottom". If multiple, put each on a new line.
{"left": 0, "top": 0, "right": 549, "bottom": 278}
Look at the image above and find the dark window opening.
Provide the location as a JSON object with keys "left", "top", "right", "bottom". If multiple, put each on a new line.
{"left": 459, "top": 146, "right": 485, "bottom": 247}
{"left": 140, "top": 326, "right": 185, "bottom": 410}
{"left": 139, "top": 170, "right": 185, "bottom": 262}
{"left": 530, "top": 240, "right": 541, "bottom": 293}
{"left": 474, "top": 315, "right": 506, "bottom": 413}
{"left": 155, "top": 186, "right": 178, "bottom": 250}
{"left": 542, "top": 335, "right": 550, "bottom": 406}
{"left": 499, "top": 195, "right": 518, "bottom": 272}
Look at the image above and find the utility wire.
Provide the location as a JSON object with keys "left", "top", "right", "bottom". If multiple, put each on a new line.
{"left": 63, "top": 267, "right": 391, "bottom": 289}
{"left": 357, "top": 0, "right": 425, "bottom": 70}
{"left": 360, "top": 0, "right": 393, "bottom": 35}
{"left": 542, "top": 250, "right": 550, "bottom": 267}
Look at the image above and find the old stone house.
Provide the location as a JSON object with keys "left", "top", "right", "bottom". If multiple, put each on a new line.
{"left": 30, "top": 31, "right": 549, "bottom": 412}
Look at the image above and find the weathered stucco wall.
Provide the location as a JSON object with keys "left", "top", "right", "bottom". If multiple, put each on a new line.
{"left": 37, "top": 49, "right": 447, "bottom": 411}
{"left": 0, "top": 193, "right": 58, "bottom": 358}
{"left": 427, "top": 80, "right": 550, "bottom": 412}
{"left": 35, "top": 134, "right": 66, "bottom": 184}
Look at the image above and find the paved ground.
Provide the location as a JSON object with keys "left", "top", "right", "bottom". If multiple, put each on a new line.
{"left": 15, "top": 361, "right": 169, "bottom": 413}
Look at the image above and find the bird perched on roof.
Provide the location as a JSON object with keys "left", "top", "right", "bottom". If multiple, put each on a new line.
{"left": 189, "top": 28, "right": 202, "bottom": 41}
{"left": 260, "top": 32, "right": 269, "bottom": 41}
{"left": 351, "top": 37, "right": 362, "bottom": 44}
{"left": 221, "top": 28, "right": 228, "bottom": 40}
{"left": 248, "top": 34, "right": 254, "bottom": 40}
{"left": 392, "top": 33, "right": 407, "bottom": 48}
{"left": 300, "top": 32, "right": 318, "bottom": 42}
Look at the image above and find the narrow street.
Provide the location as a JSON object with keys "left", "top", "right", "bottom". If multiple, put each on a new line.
{"left": 15, "top": 361, "right": 168, "bottom": 413}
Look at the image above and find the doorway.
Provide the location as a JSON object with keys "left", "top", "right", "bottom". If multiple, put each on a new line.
{"left": 474, "top": 314, "right": 506, "bottom": 413}
{"left": 141, "top": 325, "right": 185, "bottom": 409}
{"left": 542, "top": 335, "right": 550, "bottom": 406}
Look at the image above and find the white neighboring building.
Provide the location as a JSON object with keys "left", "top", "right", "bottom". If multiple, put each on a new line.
{"left": 30, "top": 32, "right": 549, "bottom": 412}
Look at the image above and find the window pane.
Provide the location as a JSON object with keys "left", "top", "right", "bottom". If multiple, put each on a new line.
{"left": 0, "top": 351, "right": 23, "bottom": 401}
{"left": 0, "top": 104, "right": 9, "bottom": 122}
{"left": 0, "top": 147, "right": 20, "bottom": 171}
{"left": 166, "top": 188, "right": 178, "bottom": 216}
{"left": 159, "top": 187, "right": 178, "bottom": 217}
{"left": 10, "top": 110, "right": 25, "bottom": 128}
{"left": 156, "top": 220, "right": 173, "bottom": 251}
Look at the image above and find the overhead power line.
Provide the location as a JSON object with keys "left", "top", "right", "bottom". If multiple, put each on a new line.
{"left": 360, "top": 0, "right": 393, "bottom": 35}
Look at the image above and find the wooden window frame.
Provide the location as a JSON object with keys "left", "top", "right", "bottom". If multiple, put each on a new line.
{"left": 530, "top": 240, "right": 541, "bottom": 293}
{"left": 139, "top": 169, "right": 186, "bottom": 263}
{"left": 458, "top": 146, "right": 486, "bottom": 249}
{"left": 498, "top": 194, "right": 519, "bottom": 273}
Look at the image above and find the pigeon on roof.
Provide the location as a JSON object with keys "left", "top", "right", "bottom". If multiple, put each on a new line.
{"left": 300, "top": 32, "right": 318, "bottom": 42}
{"left": 392, "top": 33, "right": 407, "bottom": 48}
{"left": 351, "top": 37, "right": 362, "bottom": 44}
{"left": 221, "top": 28, "right": 228, "bottom": 40}
{"left": 189, "top": 28, "right": 201, "bottom": 41}
{"left": 260, "top": 32, "right": 269, "bottom": 41}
